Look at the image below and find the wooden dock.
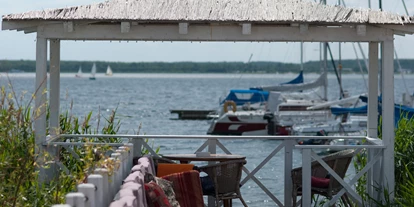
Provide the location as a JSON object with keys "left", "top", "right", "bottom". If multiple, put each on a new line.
{"left": 170, "top": 109, "right": 217, "bottom": 120}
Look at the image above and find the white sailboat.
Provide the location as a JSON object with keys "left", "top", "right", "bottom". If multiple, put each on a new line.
{"left": 75, "top": 66, "right": 82, "bottom": 78}
{"left": 89, "top": 63, "right": 97, "bottom": 80}
{"left": 105, "top": 65, "right": 113, "bottom": 76}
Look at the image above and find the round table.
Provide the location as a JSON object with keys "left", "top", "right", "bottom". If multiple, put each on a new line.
{"left": 162, "top": 153, "right": 246, "bottom": 163}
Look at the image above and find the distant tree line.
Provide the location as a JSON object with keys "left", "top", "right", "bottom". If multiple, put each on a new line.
{"left": 0, "top": 59, "right": 413, "bottom": 74}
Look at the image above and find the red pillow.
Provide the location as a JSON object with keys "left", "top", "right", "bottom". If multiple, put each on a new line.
{"left": 144, "top": 181, "right": 172, "bottom": 207}
{"left": 311, "top": 176, "right": 330, "bottom": 188}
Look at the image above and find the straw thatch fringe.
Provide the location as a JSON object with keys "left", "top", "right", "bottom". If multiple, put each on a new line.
{"left": 2, "top": 0, "right": 412, "bottom": 25}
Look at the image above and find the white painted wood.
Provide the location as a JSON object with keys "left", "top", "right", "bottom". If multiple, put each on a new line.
{"left": 368, "top": 41, "right": 379, "bottom": 199}
{"left": 78, "top": 183, "right": 95, "bottom": 207}
{"left": 242, "top": 23, "right": 251, "bottom": 35}
{"left": 121, "top": 22, "right": 130, "bottom": 33}
{"left": 302, "top": 149, "right": 312, "bottom": 206}
{"left": 110, "top": 153, "right": 122, "bottom": 192}
{"left": 368, "top": 42, "right": 379, "bottom": 138}
{"left": 66, "top": 192, "right": 86, "bottom": 207}
{"left": 38, "top": 24, "right": 392, "bottom": 42}
{"left": 299, "top": 24, "right": 308, "bottom": 34}
{"left": 51, "top": 205, "right": 71, "bottom": 207}
{"left": 35, "top": 34, "right": 48, "bottom": 182}
{"left": 115, "top": 148, "right": 128, "bottom": 178}
{"left": 94, "top": 168, "right": 109, "bottom": 206}
{"left": 63, "top": 21, "right": 74, "bottom": 32}
{"left": 284, "top": 140, "right": 293, "bottom": 207}
{"left": 356, "top": 25, "right": 367, "bottom": 36}
{"left": 88, "top": 174, "right": 103, "bottom": 207}
{"left": 2, "top": 20, "right": 56, "bottom": 30}
{"left": 208, "top": 139, "right": 217, "bottom": 207}
{"left": 49, "top": 39, "right": 60, "bottom": 137}
{"left": 107, "top": 158, "right": 117, "bottom": 199}
{"left": 381, "top": 38, "right": 395, "bottom": 200}
{"left": 179, "top": 22, "right": 188, "bottom": 35}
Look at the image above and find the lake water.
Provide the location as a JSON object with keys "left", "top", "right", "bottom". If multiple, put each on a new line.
{"left": 1, "top": 72, "right": 413, "bottom": 206}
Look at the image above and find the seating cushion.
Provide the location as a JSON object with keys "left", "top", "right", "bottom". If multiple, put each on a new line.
{"left": 162, "top": 171, "right": 204, "bottom": 207}
{"left": 311, "top": 176, "right": 330, "bottom": 188}
{"left": 144, "top": 181, "right": 172, "bottom": 207}
{"left": 154, "top": 177, "right": 181, "bottom": 207}
{"left": 156, "top": 164, "right": 194, "bottom": 177}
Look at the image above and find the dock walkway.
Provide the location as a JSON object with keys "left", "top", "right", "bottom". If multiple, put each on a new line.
{"left": 170, "top": 109, "right": 217, "bottom": 120}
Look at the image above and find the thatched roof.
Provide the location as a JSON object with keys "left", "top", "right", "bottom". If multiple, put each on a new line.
{"left": 2, "top": 0, "right": 413, "bottom": 25}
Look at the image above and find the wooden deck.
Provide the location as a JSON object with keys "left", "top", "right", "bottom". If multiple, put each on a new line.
{"left": 170, "top": 109, "right": 217, "bottom": 120}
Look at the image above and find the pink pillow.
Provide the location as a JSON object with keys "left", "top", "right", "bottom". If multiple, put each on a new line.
{"left": 311, "top": 176, "right": 330, "bottom": 188}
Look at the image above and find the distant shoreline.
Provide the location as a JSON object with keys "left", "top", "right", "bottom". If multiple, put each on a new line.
{"left": 1, "top": 59, "right": 413, "bottom": 74}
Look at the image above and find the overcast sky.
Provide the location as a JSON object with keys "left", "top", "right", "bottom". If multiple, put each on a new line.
{"left": 1, "top": 0, "right": 414, "bottom": 63}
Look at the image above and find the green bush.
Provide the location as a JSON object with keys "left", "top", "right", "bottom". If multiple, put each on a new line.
{"left": 0, "top": 84, "right": 123, "bottom": 206}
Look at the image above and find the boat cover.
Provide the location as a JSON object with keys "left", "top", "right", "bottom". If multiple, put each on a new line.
{"left": 331, "top": 103, "right": 414, "bottom": 128}
{"left": 330, "top": 105, "right": 368, "bottom": 115}
{"left": 221, "top": 89, "right": 269, "bottom": 105}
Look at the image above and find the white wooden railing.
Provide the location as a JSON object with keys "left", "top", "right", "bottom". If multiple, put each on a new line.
{"left": 48, "top": 134, "right": 385, "bottom": 207}
{"left": 52, "top": 143, "right": 134, "bottom": 207}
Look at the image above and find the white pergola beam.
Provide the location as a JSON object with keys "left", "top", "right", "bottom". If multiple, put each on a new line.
{"left": 63, "top": 21, "right": 74, "bottom": 33}
{"left": 179, "top": 23, "right": 188, "bottom": 35}
{"left": 121, "top": 22, "right": 130, "bottom": 33}
{"left": 299, "top": 24, "right": 308, "bottom": 34}
{"left": 38, "top": 24, "right": 392, "bottom": 42}
{"left": 2, "top": 20, "right": 48, "bottom": 30}
{"left": 242, "top": 23, "right": 251, "bottom": 35}
{"left": 356, "top": 25, "right": 366, "bottom": 36}
{"left": 381, "top": 37, "right": 395, "bottom": 200}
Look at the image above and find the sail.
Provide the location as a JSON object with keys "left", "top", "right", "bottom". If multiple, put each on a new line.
{"left": 106, "top": 65, "right": 113, "bottom": 76}
{"left": 75, "top": 66, "right": 82, "bottom": 77}
{"left": 251, "top": 72, "right": 327, "bottom": 92}
{"left": 281, "top": 71, "right": 304, "bottom": 85}
{"left": 90, "top": 63, "right": 97, "bottom": 80}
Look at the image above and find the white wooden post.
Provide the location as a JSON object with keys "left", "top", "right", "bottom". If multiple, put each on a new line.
{"left": 35, "top": 34, "right": 49, "bottom": 182}
{"left": 208, "top": 138, "right": 217, "bottom": 207}
{"left": 48, "top": 38, "right": 60, "bottom": 180}
{"left": 123, "top": 143, "right": 134, "bottom": 170}
{"left": 78, "top": 183, "right": 96, "bottom": 207}
{"left": 302, "top": 149, "right": 312, "bottom": 206}
{"left": 381, "top": 37, "right": 395, "bottom": 200}
{"left": 368, "top": 41, "right": 379, "bottom": 199}
{"left": 88, "top": 174, "right": 104, "bottom": 207}
{"left": 284, "top": 139, "right": 294, "bottom": 207}
{"left": 51, "top": 205, "right": 71, "bottom": 207}
{"left": 116, "top": 148, "right": 128, "bottom": 179}
{"left": 94, "top": 168, "right": 110, "bottom": 206}
{"left": 66, "top": 192, "right": 86, "bottom": 207}
{"left": 49, "top": 39, "right": 60, "bottom": 137}
{"left": 111, "top": 152, "right": 122, "bottom": 190}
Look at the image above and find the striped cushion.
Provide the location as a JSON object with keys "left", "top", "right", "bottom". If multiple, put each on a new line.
{"left": 161, "top": 171, "right": 204, "bottom": 207}
{"left": 144, "top": 181, "right": 172, "bottom": 207}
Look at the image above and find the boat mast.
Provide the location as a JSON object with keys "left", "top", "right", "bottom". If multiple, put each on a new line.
{"left": 300, "top": 42, "right": 304, "bottom": 71}
{"left": 322, "top": 0, "right": 328, "bottom": 101}
{"left": 338, "top": 0, "right": 342, "bottom": 98}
